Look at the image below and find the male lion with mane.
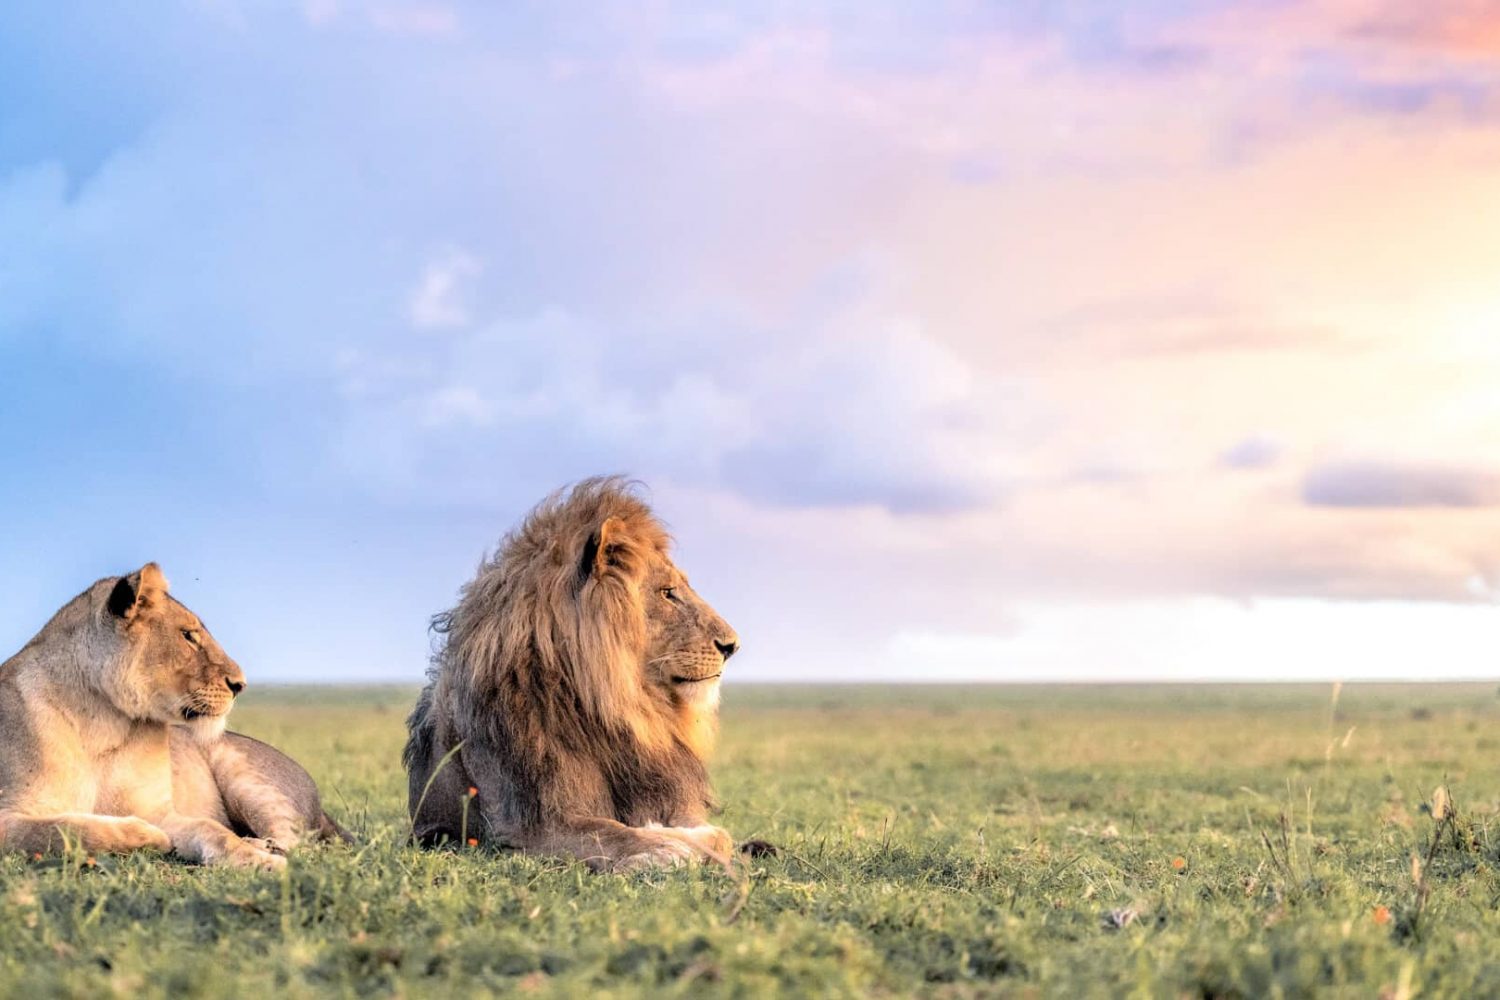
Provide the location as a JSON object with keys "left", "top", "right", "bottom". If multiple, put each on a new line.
{"left": 0, "top": 563, "right": 349, "bottom": 867}
{"left": 404, "top": 477, "right": 742, "bottom": 871}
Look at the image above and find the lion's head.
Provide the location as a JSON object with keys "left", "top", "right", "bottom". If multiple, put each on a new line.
{"left": 434, "top": 477, "right": 739, "bottom": 757}
{"left": 589, "top": 501, "right": 739, "bottom": 757}
{"left": 98, "top": 563, "right": 247, "bottom": 741}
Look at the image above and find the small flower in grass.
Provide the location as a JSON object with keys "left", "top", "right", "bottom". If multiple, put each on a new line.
{"left": 468, "top": 787, "right": 478, "bottom": 798}
{"left": 1373, "top": 905, "right": 1392, "bottom": 926}
{"left": 1171, "top": 856, "right": 1187, "bottom": 872}
{"left": 467, "top": 837, "right": 479, "bottom": 848}
{"left": 29, "top": 853, "right": 41, "bottom": 862}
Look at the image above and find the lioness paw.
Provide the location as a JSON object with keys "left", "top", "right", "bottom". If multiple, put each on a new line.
{"left": 240, "top": 837, "right": 288, "bottom": 856}
{"left": 113, "top": 818, "right": 172, "bottom": 854}
{"left": 217, "top": 840, "right": 288, "bottom": 871}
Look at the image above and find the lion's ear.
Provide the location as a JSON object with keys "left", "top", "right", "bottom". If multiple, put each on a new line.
{"left": 107, "top": 562, "right": 169, "bottom": 620}
{"left": 581, "top": 517, "right": 625, "bottom": 581}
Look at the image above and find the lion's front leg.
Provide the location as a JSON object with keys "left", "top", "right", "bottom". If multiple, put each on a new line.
{"left": 0, "top": 812, "right": 172, "bottom": 856}
{"left": 519, "top": 817, "right": 726, "bottom": 873}
{"left": 647, "top": 823, "right": 735, "bottom": 863}
{"left": 157, "top": 813, "right": 286, "bottom": 871}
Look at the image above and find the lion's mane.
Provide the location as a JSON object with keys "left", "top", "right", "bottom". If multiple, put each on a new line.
{"left": 404, "top": 477, "right": 714, "bottom": 842}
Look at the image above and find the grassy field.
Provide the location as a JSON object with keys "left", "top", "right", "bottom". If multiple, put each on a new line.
{"left": 3, "top": 683, "right": 1500, "bottom": 997}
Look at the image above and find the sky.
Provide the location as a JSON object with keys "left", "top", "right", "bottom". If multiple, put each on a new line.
{"left": 3, "top": 1, "right": 1500, "bottom": 683}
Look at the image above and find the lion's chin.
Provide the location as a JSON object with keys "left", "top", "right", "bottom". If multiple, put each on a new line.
{"left": 672, "top": 676, "right": 722, "bottom": 709}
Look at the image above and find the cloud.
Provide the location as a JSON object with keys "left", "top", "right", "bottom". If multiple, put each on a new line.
{"left": 302, "top": 0, "right": 339, "bottom": 27}
{"left": 369, "top": 3, "right": 458, "bottom": 37}
{"left": 1303, "top": 460, "right": 1500, "bottom": 509}
{"left": 1220, "top": 434, "right": 1281, "bottom": 470}
{"left": 1038, "top": 298, "right": 1348, "bottom": 365}
{"left": 420, "top": 385, "right": 495, "bottom": 429}
{"left": 409, "top": 249, "right": 482, "bottom": 330}
{"left": 1349, "top": 2, "right": 1500, "bottom": 58}
{"left": 876, "top": 596, "right": 1500, "bottom": 682}
{"left": 336, "top": 299, "right": 1019, "bottom": 515}
{"left": 6, "top": 0, "right": 1500, "bottom": 659}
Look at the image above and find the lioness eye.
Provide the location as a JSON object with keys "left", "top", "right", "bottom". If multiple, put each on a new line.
{"left": 181, "top": 629, "right": 199, "bottom": 646}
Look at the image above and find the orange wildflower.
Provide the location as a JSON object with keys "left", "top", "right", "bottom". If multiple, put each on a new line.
{"left": 1373, "top": 905, "right": 1391, "bottom": 925}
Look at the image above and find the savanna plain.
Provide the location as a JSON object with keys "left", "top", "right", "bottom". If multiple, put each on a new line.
{"left": 3, "top": 683, "right": 1500, "bottom": 998}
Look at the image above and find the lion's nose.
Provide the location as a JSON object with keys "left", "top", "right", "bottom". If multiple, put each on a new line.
{"left": 225, "top": 677, "right": 246, "bottom": 697}
{"left": 714, "top": 637, "right": 739, "bottom": 661}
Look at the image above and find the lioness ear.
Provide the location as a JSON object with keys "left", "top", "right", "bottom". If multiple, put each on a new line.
{"left": 137, "top": 562, "right": 169, "bottom": 599}
{"left": 581, "top": 517, "right": 625, "bottom": 582}
{"left": 107, "top": 562, "right": 169, "bottom": 620}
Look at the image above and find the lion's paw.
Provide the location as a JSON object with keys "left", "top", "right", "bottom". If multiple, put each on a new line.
{"left": 649, "top": 824, "right": 733, "bottom": 862}
{"left": 612, "top": 837, "right": 698, "bottom": 873}
{"left": 682, "top": 825, "right": 734, "bottom": 857}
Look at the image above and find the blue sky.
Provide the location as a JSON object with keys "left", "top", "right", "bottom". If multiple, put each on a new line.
{"left": 4, "top": 1, "right": 1500, "bottom": 682}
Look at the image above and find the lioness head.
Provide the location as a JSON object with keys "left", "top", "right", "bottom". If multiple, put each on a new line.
{"left": 103, "top": 563, "right": 246, "bottom": 740}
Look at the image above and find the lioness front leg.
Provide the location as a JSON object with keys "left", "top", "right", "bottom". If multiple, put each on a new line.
{"left": 0, "top": 812, "right": 172, "bottom": 856}
{"left": 157, "top": 814, "right": 286, "bottom": 871}
{"left": 521, "top": 818, "right": 723, "bottom": 873}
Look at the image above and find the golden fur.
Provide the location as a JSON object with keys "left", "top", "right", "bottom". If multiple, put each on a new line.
{"left": 0, "top": 563, "right": 336, "bottom": 867}
{"left": 405, "top": 477, "right": 742, "bottom": 871}
{"left": 170, "top": 729, "right": 353, "bottom": 851}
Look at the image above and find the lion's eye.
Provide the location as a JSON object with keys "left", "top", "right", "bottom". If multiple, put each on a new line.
{"left": 181, "top": 629, "right": 200, "bottom": 646}
{"left": 661, "top": 588, "right": 679, "bottom": 603}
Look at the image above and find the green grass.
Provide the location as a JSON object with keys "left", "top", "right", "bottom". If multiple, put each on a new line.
{"left": 5, "top": 683, "right": 1500, "bottom": 997}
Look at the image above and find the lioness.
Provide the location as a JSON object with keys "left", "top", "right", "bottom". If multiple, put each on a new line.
{"left": 0, "top": 563, "right": 346, "bottom": 867}
{"left": 405, "top": 477, "right": 742, "bottom": 871}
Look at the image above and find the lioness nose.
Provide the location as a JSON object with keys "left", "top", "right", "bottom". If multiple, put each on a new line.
{"left": 714, "top": 637, "right": 739, "bottom": 661}
{"left": 226, "top": 677, "right": 246, "bottom": 696}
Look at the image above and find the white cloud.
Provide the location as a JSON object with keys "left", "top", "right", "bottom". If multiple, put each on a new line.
{"left": 873, "top": 597, "right": 1500, "bottom": 683}
{"left": 409, "top": 249, "right": 481, "bottom": 331}
{"left": 338, "top": 290, "right": 1024, "bottom": 516}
